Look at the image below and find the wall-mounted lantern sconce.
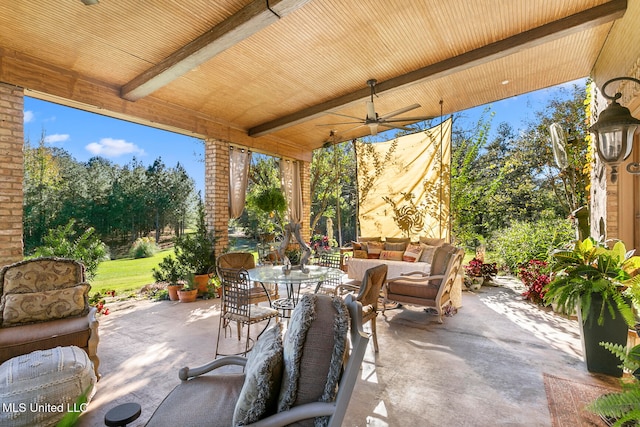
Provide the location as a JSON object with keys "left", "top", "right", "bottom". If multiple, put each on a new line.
{"left": 589, "top": 77, "right": 640, "bottom": 183}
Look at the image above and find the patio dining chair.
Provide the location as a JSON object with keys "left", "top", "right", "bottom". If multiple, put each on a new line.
{"left": 216, "top": 252, "right": 279, "bottom": 304}
{"left": 335, "top": 264, "right": 387, "bottom": 352}
{"left": 215, "top": 268, "right": 279, "bottom": 358}
{"left": 313, "top": 252, "right": 343, "bottom": 295}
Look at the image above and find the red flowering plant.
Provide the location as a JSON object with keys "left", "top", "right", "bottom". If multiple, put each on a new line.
{"left": 310, "top": 234, "right": 336, "bottom": 255}
{"left": 89, "top": 290, "right": 115, "bottom": 315}
{"left": 464, "top": 258, "right": 498, "bottom": 281}
{"left": 518, "top": 260, "right": 551, "bottom": 305}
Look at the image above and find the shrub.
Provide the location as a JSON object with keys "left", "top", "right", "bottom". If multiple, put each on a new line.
{"left": 490, "top": 218, "right": 574, "bottom": 272}
{"left": 32, "top": 219, "right": 109, "bottom": 280}
{"left": 152, "top": 255, "right": 187, "bottom": 285}
{"left": 518, "top": 260, "right": 551, "bottom": 305}
{"left": 464, "top": 258, "right": 498, "bottom": 279}
{"left": 129, "top": 237, "right": 158, "bottom": 259}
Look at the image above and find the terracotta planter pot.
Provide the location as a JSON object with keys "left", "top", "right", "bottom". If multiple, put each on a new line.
{"left": 194, "top": 274, "right": 210, "bottom": 295}
{"left": 167, "top": 284, "right": 183, "bottom": 301}
{"left": 178, "top": 289, "right": 198, "bottom": 303}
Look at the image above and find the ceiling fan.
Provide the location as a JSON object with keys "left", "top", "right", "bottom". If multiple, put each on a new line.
{"left": 321, "top": 79, "right": 432, "bottom": 135}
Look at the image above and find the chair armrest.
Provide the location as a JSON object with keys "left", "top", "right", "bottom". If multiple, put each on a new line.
{"left": 334, "top": 283, "right": 360, "bottom": 296}
{"left": 246, "top": 402, "right": 337, "bottom": 426}
{"left": 178, "top": 355, "right": 248, "bottom": 380}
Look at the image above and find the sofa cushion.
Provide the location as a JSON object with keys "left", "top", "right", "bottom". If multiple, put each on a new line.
{"left": 1, "top": 283, "right": 90, "bottom": 327}
{"left": 384, "top": 241, "right": 407, "bottom": 251}
{"left": 353, "top": 250, "right": 368, "bottom": 259}
{"left": 403, "top": 243, "right": 423, "bottom": 262}
{"left": 0, "top": 346, "right": 96, "bottom": 427}
{"left": 278, "top": 295, "right": 349, "bottom": 426}
{"left": 233, "top": 322, "right": 283, "bottom": 425}
{"left": 380, "top": 250, "right": 404, "bottom": 261}
{"left": 385, "top": 237, "right": 410, "bottom": 244}
{"left": 366, "top": 241, "right": 384, "bottom": 259}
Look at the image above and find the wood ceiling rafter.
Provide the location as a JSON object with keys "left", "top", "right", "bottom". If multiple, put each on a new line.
{"left": 248, "top": 0, "right": 627, "bottom": 138}
{"left": 121, "top": 0, "right": 311, "bottom": 101}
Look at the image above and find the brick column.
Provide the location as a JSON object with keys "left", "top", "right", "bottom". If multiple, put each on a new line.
{"left": 204, "top": 138, "right": 229, "bottom": 256}
{"left": 300, "top": 160, "right": 311, "bottom": 243}
{"left": 0, "top": 83, "right": 24, "bottom": 266}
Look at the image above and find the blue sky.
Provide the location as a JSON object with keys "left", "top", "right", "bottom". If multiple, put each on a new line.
{"left": 23, "top": 78, "right": 584, "bottom": 194}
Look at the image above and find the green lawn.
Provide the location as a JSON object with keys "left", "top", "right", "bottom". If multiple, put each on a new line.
{"left": 91, "top": 249, "right": 174, "bottom": 295}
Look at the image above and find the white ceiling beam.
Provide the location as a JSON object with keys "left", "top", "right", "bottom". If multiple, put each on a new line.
{"left": 121, "top": 0, "right": 311, "bottom": 101}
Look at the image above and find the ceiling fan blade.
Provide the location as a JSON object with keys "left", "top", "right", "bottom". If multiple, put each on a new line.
{"left": 379, "top": 103, "right": 421, "bottom": 120}
{"left": 382, "top": 116, "right": 434, "bottom": 123}
{"left": 366, "top": 101, "right": 377, "bottom": 121}
{"left": 326, "top": 111, "right": 363, "bottom": 121}
{"left": 378, "top": 123, "right": 414, "bottom": 132}
{"left": 317, "top": 121, "right": 363, "bottom": 126}
{"left": 342, "top": 123, "right": 366, "bottom": 133}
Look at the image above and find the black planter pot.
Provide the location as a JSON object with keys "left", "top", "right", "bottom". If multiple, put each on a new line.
{"left": 578, "top": 294, "right": 629, "bottom": 377}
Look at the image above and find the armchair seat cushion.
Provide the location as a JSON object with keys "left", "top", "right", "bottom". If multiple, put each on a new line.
{"left": 386, "top": 281, "right": 439, "bottom": 299}
{"left": 147, "top": 373, "right": 246, "bottom": 427}
{"left": 0, "top": 313, "right": 92, "bottom": 365}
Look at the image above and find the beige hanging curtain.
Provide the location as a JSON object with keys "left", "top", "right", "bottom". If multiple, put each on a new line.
{"left": 356, "top": 118, "right": 452, "bottom": 240}
{"left": 280, "top": 159, "right": 302, "bottom": 224}
{"left": 228, "top": 146, "right": 251, "bottom": 219}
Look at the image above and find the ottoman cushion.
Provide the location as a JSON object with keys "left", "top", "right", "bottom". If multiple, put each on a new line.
{"left": 0, "top": 346, "right": 96, "bottom": 427}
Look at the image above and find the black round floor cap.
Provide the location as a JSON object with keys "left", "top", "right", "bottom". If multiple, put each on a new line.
{"left": 104, "top": 402, "right": 142, "bottom": 427}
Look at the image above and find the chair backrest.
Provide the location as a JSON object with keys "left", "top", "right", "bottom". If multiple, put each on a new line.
{"left": 316, "top": 252, "right": 341, "bottom": 269}
{"left": 0, "top": 257, "right": 88, "bottom": 327}
{"left": 356, "top": 264, "right": 387, "bottom": 308}
{"left": 435, "top": 247, "right": 464, "bottom": 300}
{"left": 216, "top": 252, "right": 256, "bottom": 274}
{"left": 260, "top": 293, "right": 368, "bottom": 427}
{"left": 218, "top": 268, "right": 252, "bottom": 317}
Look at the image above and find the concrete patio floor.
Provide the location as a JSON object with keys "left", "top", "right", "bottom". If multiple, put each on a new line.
{"left": 76, "top": 276, "right": 620, "bottom": 426}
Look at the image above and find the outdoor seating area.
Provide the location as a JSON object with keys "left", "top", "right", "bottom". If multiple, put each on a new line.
{"left": 70, "top": 275, "right": 622, "bottom": 426}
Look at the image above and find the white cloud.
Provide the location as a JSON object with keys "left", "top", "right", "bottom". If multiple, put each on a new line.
{"left": 24, "top": 110, "right": 34, "bottom": 123}
{"left": 85, "top": 137, "right": 146, "bottom": 157}
{"left": 44, "top": 134, "right": 70, "bottom": 144}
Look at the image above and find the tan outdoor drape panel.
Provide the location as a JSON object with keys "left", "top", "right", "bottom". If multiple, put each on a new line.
{"left": 280, "top": 159, "right": 302, "bottom": 224}
{"left": 229, "top": 146, "right": 251, "bottom": 219}
{"left": 356, "top": 118, "right": 452, "bottom": 240}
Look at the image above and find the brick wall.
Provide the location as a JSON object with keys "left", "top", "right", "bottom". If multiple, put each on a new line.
{"left": 0, "top": 83, "right": 24, "bottom": 266}
{"left": 204, "top": 138, "right": 230, "bottom": 256}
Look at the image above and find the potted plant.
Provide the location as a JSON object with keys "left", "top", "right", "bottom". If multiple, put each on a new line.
{"left": 464, "top": 257, "right": 498, "bottom": 290}
{"left": 152, "top": 255, "right": 187, "bottom": 301}
{"left": 174, "top": 197, "right": 217, "bottom": 296}
{"left": 544, "top": 237, "right": 640, "bottom": 376}
{"left": 177, "top": 273, "right": 199, "bottom": 303}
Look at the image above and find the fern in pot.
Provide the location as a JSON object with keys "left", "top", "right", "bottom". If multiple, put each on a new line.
{"left": 543, "top": 237, "right": 640, "bottom": 376}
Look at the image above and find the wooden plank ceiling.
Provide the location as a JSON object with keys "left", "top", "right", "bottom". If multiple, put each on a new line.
{"left": 0, "top": 0, "right": 629, "bottom": 160}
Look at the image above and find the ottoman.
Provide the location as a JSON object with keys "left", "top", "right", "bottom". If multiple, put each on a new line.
{"left": 0, "top": 346, "right": 97, "bottom": 427}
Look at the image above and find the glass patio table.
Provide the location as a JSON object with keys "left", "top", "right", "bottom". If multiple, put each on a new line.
{"left": 247, "top": 265, "right": 344, "bottom": 317}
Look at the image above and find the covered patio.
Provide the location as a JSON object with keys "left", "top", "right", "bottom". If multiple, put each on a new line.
{"left": 77, "top": 277, "right": 620, "bottom": 426}
{"left": 2, "top": 0, "right": 640, "bottom": 262}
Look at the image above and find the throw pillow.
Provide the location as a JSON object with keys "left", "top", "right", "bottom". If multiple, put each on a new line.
{"left": 385, "top": 237, "right": 410, "bottom": 244}
{"left": 233, "top": 322, "right": 284, "bottom": 425}
{"left": 353, "top": 250, "right": 368, "bottom": 259}
{"left": 384, "top": 241, "right": 407, "bottom": 252}
{"left": 366, "top": 241, "right": 384, "bottom": 259}
{"left": 403, "top": 243, "right": 423, "bottom": 262}
{"left": 2, "top": 283, "right": 90, "bottom": 326}
{"left": 350, "top": 241, "right": 362, "bottom": 251}
{"left": 379, "top": 250, "right": 404, "bottom": 261}
{"left": 278, "top": 295, "right": 348, "bottom": 427}
{"left": 419, "top": 244, "right": 438, "bottom": 263}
